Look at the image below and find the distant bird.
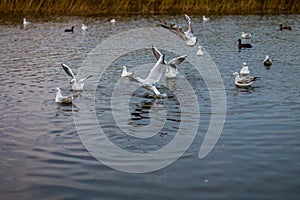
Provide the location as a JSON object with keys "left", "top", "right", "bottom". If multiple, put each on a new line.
{"left": 152, "top": 46, "right": 187, "bottom": 78}
{"left": 121, "top": 66, "right": 134, "bottom": 77}
{"left": 203, "top": 15, "right": 210, "bottom": 22}
{"left": 61, "top": 63, "right": 92, "bottom": 91}
{"left": 263, "top": 55, "right": 272, "bottom": 66}
{"left": 279, "top": 24, "right": 292, "bottom": 31}
{"left": 64, "top": 26, "right": 74, "bottom": 33}
{"left": 197, "top": 45, "right": 204, "bottom": 56}
{"left": 110, "top": 18, "right": 116, "bottom": 23}
{"left": 161, "top": 14, "right": 197, "bottom": 47}
{"left": 55, "top": 87, "right": 73, "bottom": 104}
{"left": 238, "top": 39, "right": 252, "bottom": 49}
{"left": 232, "top": 72, "right": 258, "bottom": 87}
{"left": 23, "top": 18, "right": 30, "bottom": 26}
{"left": 130, "top": 47, "right": 166, "bottom": 97}
{"left": 240, "top": 62, "right": 250, "bottom": 76}
{"left": 81, "top": 24, "right": 88, "bottom": 31}
{"left": 241, "top": 32, "right": 252, "bottom": 39}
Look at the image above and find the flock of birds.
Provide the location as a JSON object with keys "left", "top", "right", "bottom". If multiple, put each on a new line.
{"left": 231, "top": 23, "right": 292, "bottom": 87}
{"left": 21, "top": 15, "right": 292, "bottom": 104}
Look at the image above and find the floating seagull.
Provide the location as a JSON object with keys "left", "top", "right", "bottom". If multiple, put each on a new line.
{"left": 263, "top": 55, "right": 272, "bottom": 66}
{"left": 238, "top": 39, "right": 252, "bottom": 49}
{"left": 197, "top": 45, "right": 204, "bottom": 56}
{"left": 279, "top": 24, "right": 292, "bottom": 31}
{"left": 81, "top": 24, "right": 88, "bottom": 31}
{"left": 232, "top": 72, "right": 258, "bottom": 87}
{"left": 203, "top": 15, "right": 210, "bottom": 22}
{"left": 121, "top": 66, "right": 134, "bottom": 77}
{"left": 55, "top": 87, "right": 73, "bottom": 104}
{"left": 61, "top": 63, "right": 92, "bottom": 91}
{"left": 110, "top": 18, "right": 116, "bottom": 23}
{"left": 241, "top": 32, "right": 252, "bottom": 39}
{"left": 23, "top": 18, "right": 30, "bottom": 26}
{"left": 152, "top": 46, "right": 187, "bottom": 78}
{"left": 161, "top": 14, "right": 197, "bottom": 47}
{"left": 64, "top": 26, "right": 74, "bottom": 33}
{"left": 130, "top": 47, "right": 166, "bottom": 97}
{"left": 240, "top": 62, "right": 250, "bottom": 76}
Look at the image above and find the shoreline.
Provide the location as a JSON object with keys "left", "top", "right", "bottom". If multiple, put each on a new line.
{"left": 0, "top": 0, "right": 299, "bottom": 15}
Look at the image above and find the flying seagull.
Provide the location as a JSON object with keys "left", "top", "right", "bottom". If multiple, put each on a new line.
{"left": 61, "top": 63, "right": 92, "bottom": 91}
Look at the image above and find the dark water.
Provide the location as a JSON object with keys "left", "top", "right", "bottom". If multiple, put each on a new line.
{"left": 0, "top": 14, "right": 299, "bottom": 199}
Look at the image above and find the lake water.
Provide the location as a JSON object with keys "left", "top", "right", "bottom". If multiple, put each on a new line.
{"left": 0, "top": 14, "right": 299, "bottom": 199}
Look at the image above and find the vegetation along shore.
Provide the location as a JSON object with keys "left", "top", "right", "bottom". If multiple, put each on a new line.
{"left": 0, "top": 0, "right": 299, "bottom": 15}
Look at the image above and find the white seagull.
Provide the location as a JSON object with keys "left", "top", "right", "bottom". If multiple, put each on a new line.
{"left": 61, "top": 63, "right": 92, "bottom": 91}
{"left": 152, "top": 46, "right": 187, "bottom": 78}
{"left": 55, "top": 87, "right": 73, "bottom": 104}
{"left": 203, "top": 15, "right": 210, "bottom": 22}
{"left": 161, "top": 14, "right": 197, "bottom": 47}
{"left": 240, "top": 62, "right": 250, "bottom": 76}
{"left": 263, "top": 55, "right": 272, "bottom": 66}
{"left": 197, "top": 45, "right": 204, "bottom": 56}
{"left": 23, "top": 18, "right": 31, "bottom": 26}
{"left": 232, "top": 72, "right": 258, "bottom": 87}
{"left": 241, "top": 32, "right": 252, "bottom": 39}
{"left": 81, "top": 24, "right": 88, "bottom": 31}
{"left": 110, "top": 18, "right": 116, "bottom": 23}
{"left": 121, "top": 66, "right": 134, "bottom": 77}
{"left": 130, "top": 47, "right": 166, "bottom": 97}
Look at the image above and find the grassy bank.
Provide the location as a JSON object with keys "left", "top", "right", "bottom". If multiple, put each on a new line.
{"left": 0, "top": 0, "right": 299, "bottom": 15}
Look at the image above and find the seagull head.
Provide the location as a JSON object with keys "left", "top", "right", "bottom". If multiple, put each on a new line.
{"left": 243, "top": 62, "right": 247, "bottom": 67}
{"left": 54, "top": 87, "right": 61, "bottom": 93}
{"left": 70, "top": 79, "right": 75, "bottom": 85}
{"left": 232, "top": 72, "right": 239, "bottom": 77}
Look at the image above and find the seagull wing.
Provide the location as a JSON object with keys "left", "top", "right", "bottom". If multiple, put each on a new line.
{"left": 161, "top": 23, "right": 187, "bottom": 41}
{"left": 184, "top": 14, "right": 193, "bottom": 34}
{"left": 61, "top": 63, "right": 76, "bottom": 79}
{"left": 145, "top": 53, "right": 165, "bottom": 84}
{"left": 78, "top": 75, "right": 93, "bottom": 83}
{"left": 167, "top": 54, "right": 188, "bottom": 69}
{"left": 152, "top": 46, "right": 162, "bottom": 61}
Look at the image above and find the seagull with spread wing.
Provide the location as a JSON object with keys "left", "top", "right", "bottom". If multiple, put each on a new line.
{"left": 61, "top": 63, "right": 92, "bottom": 91}
{"left": 152, "top": 46, "right": 187, "bottom": 78}
{"left": 130, "top": 47, "right": 166, "bottom": 97}
{"left": 161, "top": 14, "right": 197, "bottom": 47}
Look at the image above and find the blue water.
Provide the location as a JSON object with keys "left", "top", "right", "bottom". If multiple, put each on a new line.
{"left": 0, "top": 14, "right": 299, "bottom": 199}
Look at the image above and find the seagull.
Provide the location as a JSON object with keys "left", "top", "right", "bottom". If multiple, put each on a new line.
{"left": 232, "top": 72, "right": 258, "bottom": 87}
{"left": 81, "top": 24, "right": 88, "bottom": 31}
{"left": 152, "top": 46, "right": 187, "bottom": 78}
{"left": 197, "top": 45, "right": 204, "bottom": 56}
{"left": 241, "top": 32, "right": 252, "bottom": 39}
{"left": 130, "top": 47, "right": 166, "bottom": 97}
{"left": 64, "top": 26, "right": 74, "bottom": 33}
{"left": 238, "top": 39, "right": 252, "bottom": 49}
{"left": 240, "top": 62, "right": 250, "bottom": 75}
{"left": 160, "top": 14, "right": 197, "bottom": 47}
{"left": 23, "top": 18, "right": 30, "bottom": 26}
{"left": 121, "top": 66, "right": 134, "bottom": 77}
{"left": 110, "top": 18, "right": 116, "bottom": 23}
{"left": 263, "top": 55, "right": 272, "bottom": 66}
{"left": 203, "top": 15, "right": 210, "bottom": 22}
{"left": 61, "top": 63, "right": 92, "bottom": 91}
{"left": 55, "top": 87, "right": 73, "bottom": 104}
{"left": 279, "top": 24, "right": 292, "bottom": 31}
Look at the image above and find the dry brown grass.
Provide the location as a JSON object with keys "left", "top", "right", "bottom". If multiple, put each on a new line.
{"left": 0, "top": 0, "right": 299, "bottom": 14}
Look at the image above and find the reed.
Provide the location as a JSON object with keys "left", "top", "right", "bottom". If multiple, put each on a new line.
{"left": 0, "top": 0, "right": 299, "bottom": 14}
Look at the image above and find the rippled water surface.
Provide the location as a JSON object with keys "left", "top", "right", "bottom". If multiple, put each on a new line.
{"left": 0, "top": 14, "right": 300, "bottom": 199}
